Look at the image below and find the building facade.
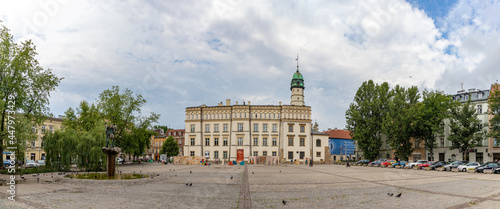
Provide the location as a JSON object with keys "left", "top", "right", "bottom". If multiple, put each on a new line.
{"left": 432, "top": 88, "right": 491, "bottom": 163}
{"left": 166, "top": 129, "right": 185, "bottom": 156}
{"left": 3, "top": 116, "right": 63, "bottom": 162}
{"left": 183, "top": 67, "right": 327, "bottom": 163}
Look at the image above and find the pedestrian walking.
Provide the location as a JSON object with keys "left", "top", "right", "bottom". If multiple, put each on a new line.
{"left": 346, "top": 159, "right": 351, "bottom": 167}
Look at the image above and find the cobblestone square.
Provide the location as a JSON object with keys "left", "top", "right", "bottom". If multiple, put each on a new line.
{"left": 1, "top": 163, "right": 499, "bottom": 208}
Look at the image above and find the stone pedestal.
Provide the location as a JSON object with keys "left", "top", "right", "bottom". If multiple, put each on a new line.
{"left": 102, "top": 147, "right": 121, "bottom": 177}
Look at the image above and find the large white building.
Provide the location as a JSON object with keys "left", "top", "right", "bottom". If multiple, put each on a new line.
{"left": 433, "top": 88, "right": 491, "bottom": 162}
{"left": 183, "top": 66, "right": 329, "bottom": 163}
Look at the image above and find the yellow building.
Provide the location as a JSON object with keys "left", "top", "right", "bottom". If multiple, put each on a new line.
{"left": 183, "top": 66, "right": 329, "bottom": 163}
{"left": 25, "top": 117, "right": 64, "bottom": 161}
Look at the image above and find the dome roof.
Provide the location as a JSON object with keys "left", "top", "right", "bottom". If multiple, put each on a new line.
{"left": 291, "top": 70, "right": 304, "bottom": 90}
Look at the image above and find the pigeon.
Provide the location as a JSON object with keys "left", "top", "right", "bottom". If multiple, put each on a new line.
{"left": 190, "top": 170, "right": 192, "bottom": 174}
{"left": 170, "top": 169, "right": 172, "bottom": 171}
{"left": 175, "top": 175, "right": 177, "bottom": 177}
{"left": 230, "top": 176, "right": 233, "bottom": 179}
{"left": 395, "top": 193, "right": 401, "bottom": 197}
{"left": 70, "top": 176, "right": 73, "bottom": 179}
{"left": 186, "top": 183, "right": 189, "bottom": 186}
{"left": 280, "top": 170, "right": 281, "bottom": 173}
{"left": 387, "top": 193, "right": 393, "bottom": 196}
{"left": 252, "top": 172, "right": 254, "bottom": 174}
{"left": 133, "top": 171, "right": 135, "bottom": 174}
{"left": 282, "top": 200, "right": 287, "bottom": 205}
{"left": 37, "top": 177, "right": 39, "bottom": 183}
{"left": 189, "top": 183, "right": 192, "bottom": 187}
{"left": 21, "top": 176, "right": 26, "bottom": 181}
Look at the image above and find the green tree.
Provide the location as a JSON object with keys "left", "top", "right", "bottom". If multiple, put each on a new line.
{"left": 0, "top": 23, "right": 62, "bottom": 169}
{"left": 346, "top": 80, "right": 390, "bottom": 161}
{"left": 97, "top": 86, "right": 159, "bottom": 160}
{"left": 382, "top": 85, "right": 419, "bottom": 161}
{"left": 413, "top": 90, "right": 454, "bottom": 161}
{"left": 448, "top": 99, "right": 486, "bottom": 161}
{"left": 153, "top": 125, "right": 170, "bottom": 133}
{"left": 43, "top": 101, "right": 106, "bottom": 171}
{"left": 160, "top": 136, "right": 179, "bottom": 157}
{"left": 488, "top": 85, "right": 500, "bottom": 145}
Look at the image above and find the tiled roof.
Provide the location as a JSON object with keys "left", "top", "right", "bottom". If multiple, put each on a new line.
{"left": 322, "top": 129, "right": 352, "bottom": 139}
{"left": 311, "top": 129, "right": 328, "bottom": 135}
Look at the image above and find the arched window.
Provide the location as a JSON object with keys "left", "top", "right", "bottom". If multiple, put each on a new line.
{"left": 451, "top": 154, "right": 456, "bottom": 161}
{"left": 316, "top": 139, "right": 321, "bottom": 147}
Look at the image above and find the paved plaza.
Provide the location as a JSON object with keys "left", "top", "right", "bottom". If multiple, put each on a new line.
{"left": 1, "top": 163, "right": 500, "bottom": 208}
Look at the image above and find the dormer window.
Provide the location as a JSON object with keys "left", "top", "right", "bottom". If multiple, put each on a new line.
{"left": 478, "top": 92, "right": 483, "bottom": 99}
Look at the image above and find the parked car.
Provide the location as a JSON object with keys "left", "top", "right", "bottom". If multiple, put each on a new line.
{"left": 495, "top": 167, "right": 500, "bottom": 174}
{"left": 407, "top": 160, "right": 428, "bottom": 169}
{"left": 457, "top": 162, "right": 480, "bottom": 172}
{"left": 36, "top": 160, "right": 45, "bottom": 166}
{"left": 3, "top": 160, "right": 12, "bottom": 166}
{"left": 443, "top": 161, "right": 468, "bottom": 171}
{"left": 381, "top": 159, "right": 396, "bottom": 167}
{"left": 25, "top": 160, "right": 39, "bottom": 167}
{"left": 429, "top": 161, "right": 447, "bottom": 170}
{"left": 368, "top": 159, "right": 386, "bottom": 167}
{"left": 475, "top": 162, "right": 499, "bottom": 173}
{"left": 418, "top": 161, "right": 436, "bottom": 169}
{"left": 391, "top": 161, "right": 408, "bottom": 168}
{"left": 117, "top": 158, "right": 123, "bottom": 164}
{"left": 356, "top": 159, "right": 370, "bottom": 165}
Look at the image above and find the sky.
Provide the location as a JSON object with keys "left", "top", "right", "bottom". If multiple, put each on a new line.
{"left": 1, "top": 0, "right": 499, "bottom": 131}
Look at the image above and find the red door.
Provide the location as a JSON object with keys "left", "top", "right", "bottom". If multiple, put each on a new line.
{"left": 237, "top": 149, "right": 244, "bottom": 162}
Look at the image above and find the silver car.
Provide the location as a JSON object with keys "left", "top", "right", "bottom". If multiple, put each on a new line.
{"left": 25, "top": 160, "right": 39, "bottom": 167}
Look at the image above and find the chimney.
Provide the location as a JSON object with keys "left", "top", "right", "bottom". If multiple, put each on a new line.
{"left": 279, "top": 101, "right": 282, "bottom": 106}
{"left": 218, "top": 102, "right": 223, "bottom": 106}
{"left": 236, "top": 101, "right": 238, "bottom": 105}
{"left": 226, "top": 99, "right": 230, "bottom": 106}
{"left": 248, "top": 101, "right": 251, "bottom": 105}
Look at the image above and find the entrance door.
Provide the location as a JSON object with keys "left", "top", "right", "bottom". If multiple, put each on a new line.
{"left": 439, "top": 153, "right": 445, "bottom": 161}
{"left": 237, "top": 149, "right": 244, "bottom": 162}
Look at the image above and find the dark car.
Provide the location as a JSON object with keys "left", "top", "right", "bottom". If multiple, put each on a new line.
{"left": 443, "top": 161, "right": 468, "bottom": 171}
{"left": 356, "top": 159, "right": 370, "bottom": 165}
{"left": 429, "top": 161, "right": 447, "bottom": 170}
{"left": 368, "top": 159, "right": 386, "bottom": 167}
{"left": 475, "top": 162, "right": 499, "bottom": 173}
{"left": 392, "top": 161, "right": 408, "bottom": 168}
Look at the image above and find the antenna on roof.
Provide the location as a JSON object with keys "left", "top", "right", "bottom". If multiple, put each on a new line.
{"left": 295, "top": 54, "right": 299, "bottom": 72}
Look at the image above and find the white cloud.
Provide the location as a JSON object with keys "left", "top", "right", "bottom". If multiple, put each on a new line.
{"left": 1, "top": 0, "right": 499, "bottom": 130}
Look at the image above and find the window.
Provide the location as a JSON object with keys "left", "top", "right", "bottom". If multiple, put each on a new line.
{"left": 223, "top": 124, "right": 228, "bottom": 132}
{"left": 190, "top": 138, "right": 195, "bottom": 146}
{"left": 300, "top": 152, "right": 305, "bottom": 159}
{"left": 223, "top": 151, "right": 228, "bottom": 159}
{"left": 477, "top": 105, "right": 482, "bottom": 114}
{"left": 440, "top": 137, "right": 444, "bottom": 147}
{"left": 260, "top": 113, "right": 262, "bottom": 118}
{"left": 214, "top": 137, "right": 219, "bottom": 146}
{"left": 263, "top": 151, "right": 267, "bottom": 156}
{"left": 190, "top": 124, "right": 195, "bottom": 132}
{"left": 316, "top": 139, "right": 321, "bottom": 147}
{"left": 190, "top": 151, "right": 195, "bottom": 156}
{"left": 272, "top": 151, "right": 277, "bottom": 156}
{"left": 49, "top": 126, "right": 53, "bottom": 133}
{"left": 42, "top": 125, "right": 46, "bottom": 134}
{"left": 214, "top": 124, "right": 219, "bottom": 132}
{"left": 253, "top": 137, "right": 258, "bottom": 146}
{"left": 238, "top": 137, "right": 243, "bottom": 146}
{"left": 316, "top": 152, "right": 321, "bottom": 157}
{"left": 205, "top": 138, "right": 210, "bottom": 146}
{"left": 32, "top": 127, "right": 36, "bottom": 133}
{"left": 288, "top": 124, "right": 293, "bottom": 132}
{"left": 238, "top": 123, "right": 243, "bottom": 132}
{"left": 253, "top": 151, "right": 258, "bottom": 156}
{"left": 263, "top": 138, "right": 268, "bottom": 146}
{"left": 300, "top": 126, "right": 305, "bottom": 133}
{"left": 223, "top": 138, "right": 228, "bottom": 146}
{"left": 214, "top": 151, "right": 219, "bottom": 159}
{"left": 415, "top": 140, "right": 420, "bottom": 148}
{"left": 205, "top": 124, "right": 210, "bottom": 132}
{"left": 300, "top": 138, "right": 305, "bottom": 146}
{"left": 32, "top": 141, "right": 36, "bottom": 147}
{"left": 465, "top": 95, "right": 469, "bottom": 100}
{"left": 272, "top": 124, "right": 277, "bottom": 132}
{"left": 288, "top": 137, "right": 294, "bottom": 146}
{"left": 254, "top": 124, "right": 258, "bottom": 132}
{"left": 205, "top": 151, "right": 210, "bottom": 159}
{"left": 272, "top": 138, "right": 277, "bottom": 146}
{"left": 288, "top": 151, "right": 293, "bottom": 159}
{"left": 263, "top": 124, "right": 268, "bottom": 132}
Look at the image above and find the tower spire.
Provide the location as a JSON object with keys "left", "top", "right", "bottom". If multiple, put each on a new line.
{"left": 295, "top": 54, "right": 299, "bottom": 72}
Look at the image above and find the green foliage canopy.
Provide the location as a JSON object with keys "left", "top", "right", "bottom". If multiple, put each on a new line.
{"left": 160, "top": 136, "right": 180, "bottom": 157}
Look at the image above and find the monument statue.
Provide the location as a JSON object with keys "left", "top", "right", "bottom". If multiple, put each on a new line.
{"left": 102, "top": 122, "right": 120, "bottom": 176}
{"left": 105, "top": 123, "right": 117, "bottom": 148}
